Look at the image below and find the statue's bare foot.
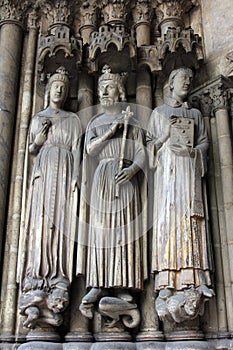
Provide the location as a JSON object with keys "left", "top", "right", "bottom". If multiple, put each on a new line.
{"left": 115, "top": 290, "right": 133, "bottom": 302}
{"left": 197, "top": 285, "right": 215, "bottom": 298}
{"left": 23, "top": 307, "right": 39, "bottom": 328}
{"left": 82, "top": 288, "right": 102, "bottom": 304}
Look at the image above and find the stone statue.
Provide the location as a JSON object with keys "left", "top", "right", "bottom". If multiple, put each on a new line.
{"left": 146, "top": 67, "right": 214, "bottom": 323}
{"left": 77, "top": 65, "right": 148, "bottom": 332}
{"left": 17, "top": 67, "right": 82, "bottom": 330}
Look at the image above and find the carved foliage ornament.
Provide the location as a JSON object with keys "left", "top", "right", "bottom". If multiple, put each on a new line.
{"left": 100, "top": 0, "right": 130, "bottom": 24}
{"left": 75, "top": 0, "right": 97, "bottom": 28}
{"left": 153, "top": 0, "right": 198, "bottom": 20}
{"left": 0, "top": 0, "right": 31, "bottom": 22}
{"left": 33, "top": 0, "right": 76, "bottom": 26}
{"left": 209, "top": 83, "right": 228, "bottom": 112}
{"left": 132, "top": 0, "right": 152, "bottom": 23}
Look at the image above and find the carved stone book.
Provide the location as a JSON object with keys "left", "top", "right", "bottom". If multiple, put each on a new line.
{"left": 170, "top": 117, "right": 194, "bottom": 148}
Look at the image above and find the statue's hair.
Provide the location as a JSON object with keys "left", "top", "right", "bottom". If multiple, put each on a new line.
{"left": 168, "top": 67, "right": 193, "bottom": 91}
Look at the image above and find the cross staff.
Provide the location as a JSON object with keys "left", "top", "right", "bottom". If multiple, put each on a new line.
{"left": 115, "top": 105, "right": 134, "bottom": 197}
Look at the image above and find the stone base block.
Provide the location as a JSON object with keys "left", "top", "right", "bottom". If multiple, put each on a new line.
{"left": 65, "top": 332, "right": 93, "bottom": 342}
{"left": 136, "top": 330, "right": 164, "bottom": 342}
{"left": 165, "top": 330, "right": 204, "bottom": 341}
{"left": 91, "top": 342, "right": 136, "bottom": 350}
{"left": 94, "top": 332, "right": 132, "bottom": 342}
{"left": 18, "top": 342, "right": 63, "bottom": 350}
{"left": 63, "top": 343, "right": 92, "bottom": 350}
{"left": 5, "top": 338, "right": 233, "bottom": 350}
{"left": 0, "top": 344, "right": 15, "bottom": 350}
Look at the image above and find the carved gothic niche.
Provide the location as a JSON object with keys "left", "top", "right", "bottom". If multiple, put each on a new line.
{"left": 138, "top": 45, "right": 162, "bottom": 73}
{"left": 35, "top": 0, "right": 82, "bottom": 83}
{"left": 38, "top": 23, "right": 82, "bottom": 83}
{"left": 159, "top": 28, "right": 203, "bottom": 75}
{"left": 88, "top": 24, "right": 136, "bottom": 73}
{"left": 153, "top": 0, "right": 203, "bottom": 76}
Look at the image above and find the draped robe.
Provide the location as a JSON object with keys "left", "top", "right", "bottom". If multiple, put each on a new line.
{"left": 77, "top": 113, "right": 148, "bottom": 290}
{"left": 146, "top": 99, "right": 213, "bottom": 291}
{"left": 18, "top": 107, "right": 82, "bottom": 290}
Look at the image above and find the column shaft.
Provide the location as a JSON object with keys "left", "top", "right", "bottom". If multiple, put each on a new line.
{"left": 0, "top": 21, "right": 23, "bottom": 263}
{"left": 0, "top": 23, "right": 38, "bottom": 341}
{"left": 136, "top": 68, "right": 152, "bottom": 109}
{"left": 215, "top": 107, "right": 233, "bottom": 332}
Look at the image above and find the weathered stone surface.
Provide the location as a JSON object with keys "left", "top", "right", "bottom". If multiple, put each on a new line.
{"left": 91, "top": 342, "right": 136, "bottom": 350}
{"left": 17, "top": 342, "right": 62, "bottom": 350}
{"left": 63, "top": 343, "right": 92, "bottom": 350}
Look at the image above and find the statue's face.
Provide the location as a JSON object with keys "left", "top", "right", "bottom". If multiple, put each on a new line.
{"left": 50, "top": 81, "right": 67, "bottom": 105}
{"left": 184, "top": 297, "right": 198, "bottom": 316}
{"left": 99, "top": 80, "right": 119, "bottom": 107}
{"left": 171, "top": 71, "right": 193, "bottom": 100}
{"left": 48, "top": 289, "right": 69, "bottom": 314}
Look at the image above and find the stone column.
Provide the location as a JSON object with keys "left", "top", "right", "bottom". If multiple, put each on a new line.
{"left": 136, "top": 67, "right": 152, "bottom": 110}
{"left": 196, "top": 91, "right": 228, "bottom": 338}
{"left": 77, "top": 71, "right": 94, "bottom": 132}
{"left": 211, "top": 82, "right": 233, "bottom": 333}
{"left": 0, "top": 14, "right": 38, "bottom": 342}
{"left": 132, "top": 0, "right": 151, "bottom": 47}
{"left": 0, "top": 19, "right": 24, "bottom": 265}
{"left": 78, "top": 0, "right": 97, "bottom": 45}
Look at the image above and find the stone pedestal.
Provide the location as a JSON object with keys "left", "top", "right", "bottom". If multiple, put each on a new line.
{"left": 65, "top": 277, "right": 93, "bottom": 342}
{"left": 136, "top": 279, "right": 163, "bottom": 342}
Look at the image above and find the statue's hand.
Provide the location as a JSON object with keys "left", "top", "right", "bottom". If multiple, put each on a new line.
{"left": 111, "top": 117, "right": 124, "bottom": 132}
{"left": 34, "top": 132, "right": 47, "bottom": 146}
{"left": 170, "top": 143, "right": 194, "bottom": 157}
{"left": 115, "top": 167, "right": 135, "bottom": 185}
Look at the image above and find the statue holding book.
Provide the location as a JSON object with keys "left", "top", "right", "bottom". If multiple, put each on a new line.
{"left": 146, "top": 67, "right": 214, "bottom": 323}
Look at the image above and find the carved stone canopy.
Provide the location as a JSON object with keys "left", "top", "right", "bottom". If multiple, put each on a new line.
{"left": 88, "top": 24, "right": 136, "bottom": 73}
{"left": 38, "top": 23, "right": 82, "bottom": 82}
